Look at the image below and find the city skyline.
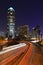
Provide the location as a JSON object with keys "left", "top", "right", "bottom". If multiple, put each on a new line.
{"left": 0, "top": 0, "right": 43, "bottom": 34}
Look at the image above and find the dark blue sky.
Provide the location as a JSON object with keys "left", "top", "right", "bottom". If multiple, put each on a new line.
{"left": 0, "top": 0, "right": 43, "bottom": 34}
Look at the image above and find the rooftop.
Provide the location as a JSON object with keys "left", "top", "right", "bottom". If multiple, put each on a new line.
{"left": 8, "top": 7, "right": 15, "bottom": 11}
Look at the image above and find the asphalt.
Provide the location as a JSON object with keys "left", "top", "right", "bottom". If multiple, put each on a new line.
{"left": 27, "top": 43, "right": 43, "bottom": 65}
{"left": 0, "top": 41, "right": 43, "bottom": 65}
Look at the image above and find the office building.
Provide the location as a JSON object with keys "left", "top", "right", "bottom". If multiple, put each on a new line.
{"left": 7, "top": 7, "right": 16, "bottom": 39}
{"left": 18, "top": 25, "right": 29, "bottom": 38}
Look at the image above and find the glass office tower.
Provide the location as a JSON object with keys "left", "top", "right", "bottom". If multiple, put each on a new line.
{"left": 7, "top": 7, "right": 16, "bottom": 39}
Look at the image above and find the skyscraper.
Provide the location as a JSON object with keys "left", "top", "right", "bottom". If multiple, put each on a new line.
{"left": 18, "top": 25, "right": 29, "bottom": 38}
{"left": 7, "top": 7, "right": 16, "bottom": 39}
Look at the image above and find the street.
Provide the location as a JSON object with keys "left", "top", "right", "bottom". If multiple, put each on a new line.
{"left": 0, "top": 41, "right": 43, "bottom": 65}
{"left": 27, "top": 43, "right": 43, "bottom": 65}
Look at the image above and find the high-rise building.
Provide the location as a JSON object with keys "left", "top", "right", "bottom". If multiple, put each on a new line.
{"left": 31, "top": 27, "right": 36, "bottom": 38}
{"left": 18, "top": 25, "right": 29, "bottom": 38}
{"left": 31, "top": 25, "right": 41, "bottom": 40}
{"left": 7, "top": 7, "right": 16, "bottom": 39}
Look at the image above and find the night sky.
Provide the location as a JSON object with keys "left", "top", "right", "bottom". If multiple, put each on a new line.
{"left": 0, "top": 0, "right": 43, "bottom": 34}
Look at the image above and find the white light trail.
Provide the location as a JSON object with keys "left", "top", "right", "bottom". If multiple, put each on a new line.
{"left": 0, "top": 43, "right": 26, "bottom": 55}
{"left": 31, "top": 40, "right": 40, "bottom": 43}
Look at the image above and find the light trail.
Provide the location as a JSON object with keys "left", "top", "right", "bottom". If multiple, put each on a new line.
{"left": 31, "top": 40, "right": 40, "bottom": 43}
{"left": 0, "top": 43, "right": 26, "bottom": 55}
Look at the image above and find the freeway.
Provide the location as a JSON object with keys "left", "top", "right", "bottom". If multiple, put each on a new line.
{"left": 27, "top": 43, "right": 43, "bottom": 65}
{"left": 13, "top": 41, "right": 43, "bottom": 65}
{"left": 0, "top": 41, "right": 43, "bottom": 65}
{"left": 0, "top": 43, "right": 26, "bottom": 54}
{"left": 17, "top": 41, "right": 43, "bottom": 65}
{"left": 0, "top": 42, "right": 29, "bottom": 65}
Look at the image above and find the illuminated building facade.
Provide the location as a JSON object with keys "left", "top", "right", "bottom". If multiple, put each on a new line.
{"left": 31, "top": 25, "right": 41, "bottom": 40}
{"left": 7, "top": 7, "right": 16, "bottom": 39}
{"left": 31, "top": 27, "right": 36, "bottom": 38}
{"left": 18, "top": 25, "right": 29, "bottom": 38}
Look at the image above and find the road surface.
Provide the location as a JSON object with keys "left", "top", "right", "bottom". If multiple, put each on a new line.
{"left": 0, "top": 41, "right": 43, "bottom": 65}
{"left": 27, "top": 43, "right": 43, "bottom": 65}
